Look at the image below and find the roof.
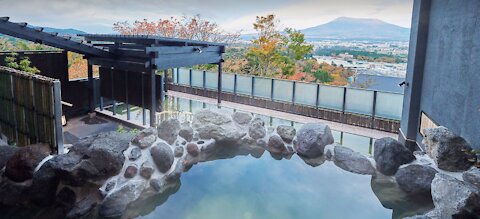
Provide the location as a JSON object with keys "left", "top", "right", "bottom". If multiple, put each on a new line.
{"left": 80, "top": 34, "right": 227, "bottom": 47}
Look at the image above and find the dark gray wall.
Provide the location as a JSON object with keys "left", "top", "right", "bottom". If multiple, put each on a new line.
{"left": 401, "top": 0, "right": 480, "bottom": 149}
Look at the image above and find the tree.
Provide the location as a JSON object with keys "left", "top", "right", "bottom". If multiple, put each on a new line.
{"left": 283, "top": 28, "right": 313, "bottom": 61}
{"left": 4, "top": 53, "right": 40, "bottom": 74}
{"left": 113, "top": 15, "right": 239, "bottom": 44}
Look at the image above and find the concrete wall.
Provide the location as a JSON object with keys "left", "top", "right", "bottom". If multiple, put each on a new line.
{"left": 401, "top": 0, "right": 480, "bottom": 149}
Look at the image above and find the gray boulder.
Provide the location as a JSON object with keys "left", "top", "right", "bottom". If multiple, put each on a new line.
{"left": 65, "top": 193, "right": 100, "bottom": 219}
{"left": 178, "top": 124, "right": 194, "bottom": 142}
{"left": 150, "top": 142, "right": 174, "bottom": 173}
{"left": 276, "top": 125, "right": 296, "bottom": 143}
{"left": 422, "top": 127, "right": 474, "bottom": 172}
{"left": 5, "top": 143, "right": 51, "bottom": 182}
{"left": 395, "top": 164, "right": 437, "bottom": 194}
{"left": 267, "top": 135, "right": 286, "bottom": 154}
{"left": 294, "top": 123, "right": 334, "bottom": 158}
{"left": 333, "top": 146, "right": 375, "bottom": 175}
{"left": 158, "top": 119, "right": 181, "bottom": 145}
{"left": 430, "top": 173, "right": 480, "bottom": 218}
{"left": 99, "top": 180, "right": 145, "bottom": 218}
{"left": 192, "top": 109, "right": 246, "bottom": 143}
{"left": 463, "top": 168, "right": 480, "bottom": 189}
{"left": 374, "top": 137, "right": 415, "bottom": 176}
{"left": 232, "top": 112, "right": 252, "bottom": 125}
{"left": 248, "top": 118, "right": 266, "bottom": 140}
{"left": 131, "top": 127, "right": 157, "bottom": 149}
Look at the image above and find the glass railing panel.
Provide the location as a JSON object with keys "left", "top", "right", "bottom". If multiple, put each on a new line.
{"left": 205, "top": 71, "right": 218, "bottom": 89}
{"left": 376, "top": 92, "right": 403, "bottom": 120}
{"left": 253, "top": 77, "right": 272, "bottom": 99}
{"left": 345, "top": 88, "right": 374, "bottom": 115}
{"left": 178, "top": 68, "right": 190, "bottom": 86}
{"left": 236, "top": 75, "right": 252, "bottom": 95}
{"left": 222, "top": 74, "right": 235, "bottom": 93}
{"left": 319, "top": 85, "right": 344, "bottom": 111}
{"left": 273, "top": 80, "right": 293, "bottom": 102}
{"left": 295, "top": 82, "right": 317, "bottom": 106}
{"left": 191, "top": 70, "right": 204, "bottom": 88}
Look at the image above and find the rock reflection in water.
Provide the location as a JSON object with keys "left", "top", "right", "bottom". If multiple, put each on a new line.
{"left": 121, "top": 143, "right": 432, "bottom": 219}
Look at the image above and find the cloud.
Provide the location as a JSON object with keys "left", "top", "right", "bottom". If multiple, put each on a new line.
{"left": 0, "top": 0, "right": 413, "bottom": 33}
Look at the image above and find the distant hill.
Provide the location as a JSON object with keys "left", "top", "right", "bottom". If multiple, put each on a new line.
{"left": 1, "top": 26, "right": 87, "bottom": 41}
{"left": 301, "top": 17, "right": 410, "bottom": 41}
{"left": 36, "top": 27, "right": 87, "bottom": 35}
{"left": 241, "top": 17, "right": 410, "bottom": 41}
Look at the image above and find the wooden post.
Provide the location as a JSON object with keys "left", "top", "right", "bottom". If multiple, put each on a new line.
{"left": 87, "top": 63, "right": 94, "bottom": 112}
{"left": 189, "top": 68, "right": 193, "bottom": 94}
{"left": 342, "top": 87, "right": 347, "bottom": 123}
{"left": 371, "top": 91, "right": 378, "bottom": 129}
{"left": 217, "top": 62, "right": 222, "bottom": 104}
{"left": 233, "top": 74, "right": 238, "bottom": 102}
{"left": 125, "top": 70, "right": 130, "bottom": 120}
{"left": 141, "top": 73, "right": 146, "bottom": 126}
{"left": 149, "top": 68, "right": 157, "bottom": 127}
{"left": 53, "top": 81, "right": 64, "bottom": 154}
{"left": 111, "top": 68, "right": 116, "bottom": 115}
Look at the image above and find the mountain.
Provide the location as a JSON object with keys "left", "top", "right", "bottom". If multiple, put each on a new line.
{"left": 37, "top": 27, "right": 87, "bottom": 35}
{"left": 301, "top": 17, "right": 410, "bottom": 41}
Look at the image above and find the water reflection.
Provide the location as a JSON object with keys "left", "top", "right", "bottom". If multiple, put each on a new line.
{"left": 122, "top": 144, "right": 432, "bottom": 219}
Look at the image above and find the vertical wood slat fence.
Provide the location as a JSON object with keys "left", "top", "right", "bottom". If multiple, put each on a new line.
{"left": 0, "top": 66, "right": 63, "bottom": 153}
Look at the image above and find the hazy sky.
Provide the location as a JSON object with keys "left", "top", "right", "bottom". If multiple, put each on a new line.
{"left": 0, "top": 0, "right": 414, "bottom": 33}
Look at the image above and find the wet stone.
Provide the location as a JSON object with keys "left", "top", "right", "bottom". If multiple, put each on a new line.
{"left": 187, "top": 143, "right": 200, "bottom": 157}
{"left": 129, "top": 147, "right": 142, "bottom": 161}
{"left": 139, "top": 162, "right": 154, "bottom": 179}
{"left": 174, "top": 146, "right": 184, "bottom": 157}
{"left": 124, "top": 165, "right": 138, "bottom": 178}
{"left": 105, "top": 181, "right": 116, "bottom": 193}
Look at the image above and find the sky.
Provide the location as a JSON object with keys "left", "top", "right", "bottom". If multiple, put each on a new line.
{"left": 0, "top": 0, "right": 414, "bottom": 34}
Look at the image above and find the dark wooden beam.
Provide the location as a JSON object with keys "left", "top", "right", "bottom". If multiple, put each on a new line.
{"left": 0, "top": 19, "right": 113, "bottom": 58}
{"left": 146, "top": 46, "right": 222, "bottom": 55}
{"left": 153, "top": 53, "right": 222, "bottom": 70}
{"left": 89, "top": 58, "right": 149, "bottom": 72}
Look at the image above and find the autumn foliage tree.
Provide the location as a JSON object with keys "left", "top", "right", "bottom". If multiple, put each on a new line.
{"left": 245, "top": 14, "right": 313, "bottom": 77}
{"left": 113, "top": 15, "right": 239, "bottom": 44}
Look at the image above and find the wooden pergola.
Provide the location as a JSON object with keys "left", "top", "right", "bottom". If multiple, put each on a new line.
{"left": 0, "top": 17, "right": 226, "bottom": 127}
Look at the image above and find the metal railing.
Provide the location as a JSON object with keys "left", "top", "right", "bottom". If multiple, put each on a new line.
{"left": 173, "top": 68, "right": 403, "bottom": 121}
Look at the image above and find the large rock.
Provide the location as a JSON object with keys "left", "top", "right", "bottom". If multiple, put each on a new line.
{"left": 294, "top": 123, "right": 334, "bottom": 158}
{"left": 5, "top": 143, "right": 51, "bottom": 182}
{"left": 0, "top": 145, "right": 17, "bottom": 170}
{"left": 276, "top": 125, "right": 296, "bottom": 143}
{"left": 158, "top": 119, "right": 181, "bottom": 145}
{"left": 49, "top": 132, "right": 134, "bottom": 187}
{"left": 29, "top": 160, "right": 61, "bottom": 207}
{"left": 422, "top": 127, "right": 474, "bottom": 172}
{"left": 395, "top": 164, "right": 437, "bottom": 194}
{"left": 463, "top": 168, "right": 480, "bottom": 189}
{"left": 150, "top": 142, "right": 174, "bottom": 173}
{"left": 99, "top": 180, "right": 145, "bottom": 218}
{"left": 178, "top": 124, "right": 194, "bottom": 142}
{"left": 248, "top": 118, "right": 266, "bottom": 140}
{"left": 232, "top": 112, "right": 252, "bottom": 125}
{"left": 131, "top": 127, "right": 157, "bottom": 149}
{"left": 430, "top": 173, "right": 480, "bottom": 218}
{"left": 192, "top": 109, "right": 246, "bottom": 143}
{"left": 374, "top": 137, "right": 415, "bottom": 176}
{"left": 65, "top": 193, "right": 100, "bottom": 219}
{"left": 333, "top": 146, "right": 375, "bottom": 175}
{"left": 267, "top": 135, "right": 286, "bottom": 154}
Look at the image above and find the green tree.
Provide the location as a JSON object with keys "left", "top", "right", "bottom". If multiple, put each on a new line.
{"left": 283, "top": 28, "right": 313, "bottom": 61}
{"left": 312, "top": 69, "right": 333, "bottom": 83}
{"left": 4, "top": 53, "right": 40, "bottom": 74}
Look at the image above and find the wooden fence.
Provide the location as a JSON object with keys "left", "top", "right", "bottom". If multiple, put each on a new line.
{"left": 0, "top": 66, "right": 63, "bottom": 153}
